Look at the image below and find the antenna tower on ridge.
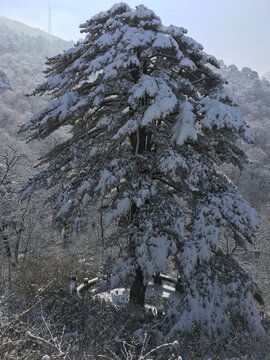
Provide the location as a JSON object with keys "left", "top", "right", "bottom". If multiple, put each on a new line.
{"left": 48, "top": 0, "right": 52, "bottom": 33}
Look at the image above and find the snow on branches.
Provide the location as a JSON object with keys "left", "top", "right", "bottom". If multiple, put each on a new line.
{"left": 19, "top": 3, "right": 264, "bottom": 338}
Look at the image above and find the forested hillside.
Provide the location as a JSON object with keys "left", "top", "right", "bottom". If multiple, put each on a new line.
{"left": 0, "top": 17, "right": 73, "bottom": 131}
{"left": 218, "top": 63, "right": 270, "bottom": 309}
{"left": 0, "top": 12, "right": 269, "bottom": 360}
{"left": 0, "top": 17, "right": 78, "bottom": 287}
{"left": 222, "top": 64, "right": 270, "bottom": 215}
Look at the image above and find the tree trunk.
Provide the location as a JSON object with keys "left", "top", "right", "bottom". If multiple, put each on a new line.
{"left": 129, "top": 268, "right": 146, "bottom": 305}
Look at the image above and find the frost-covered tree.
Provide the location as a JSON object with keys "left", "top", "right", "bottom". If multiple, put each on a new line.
{"left": 19, "top": 3, "right": 265, "bottom": 338}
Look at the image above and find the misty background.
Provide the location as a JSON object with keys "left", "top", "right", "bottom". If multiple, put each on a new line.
{"left": 1, "top": 0, "right": 270, "bottom": 76}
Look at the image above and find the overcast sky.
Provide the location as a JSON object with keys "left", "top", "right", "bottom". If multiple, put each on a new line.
{"left": 1, "top": 0, "right": 269, "bottom": 75}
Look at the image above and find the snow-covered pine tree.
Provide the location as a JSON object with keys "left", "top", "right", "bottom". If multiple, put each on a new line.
{"left": 19, "top": 3, "right": 265, "bottom": 338}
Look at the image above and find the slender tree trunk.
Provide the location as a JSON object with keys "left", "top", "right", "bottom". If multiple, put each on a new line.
{"left": 129, "top": 267, "right": 146, "bottom": 305}
{"left": 129, "top": 65, "right": 148, "bottom": 305}
{"left": 129, "top": 202, "right": 146, "bottom": 305}
{"left": 14, "top": 228, "right": 22, "bottom": 264}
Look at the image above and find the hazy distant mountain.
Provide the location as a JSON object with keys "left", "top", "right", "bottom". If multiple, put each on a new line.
{"left": 0, "top": 17, "right": 74, "bottom": 94}
{"left": 219, "top": 62, "right": 270, "bottom": 240}
{"left": 263, "top": 71, "right": 270, "bottom": 82}
{"left": 0, "top": 17, "right": 73, "bottom": 60}
{"left": 219, "top": 63, "right": 270, "bottom": 122}
{"left": 0, "top": 16, "right": 61, "bottom": 40}
{"left": 0, "top": 17, "right": 74, "bottom": 135}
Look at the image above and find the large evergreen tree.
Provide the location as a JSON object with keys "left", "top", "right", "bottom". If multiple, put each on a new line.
{"left": 19, "top": 3, "right": 265, "bottom": 338}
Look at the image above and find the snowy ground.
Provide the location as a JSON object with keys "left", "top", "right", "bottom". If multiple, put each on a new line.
{"left": 96, "top": 283, "right": 179, "bottom": 311}
{"left": 96, "top": 286, "right": 262, "bottom": 360}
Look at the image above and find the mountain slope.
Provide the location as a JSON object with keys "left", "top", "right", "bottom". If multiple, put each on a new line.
{"left": 0, "top": 16, "right": 73, "bottom": 48}
{"left": 0, "top": 17, "right": 74, "bottom": 133}
{"left": 0, "top": 17, "right": 73, "bottom": 90}
{"left": 219, "top": 63, "right": 270, "bottom": 310}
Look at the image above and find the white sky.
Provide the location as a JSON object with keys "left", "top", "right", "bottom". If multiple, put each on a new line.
{"left": 1, "top": 0, "right": 269, "bottom": 75}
